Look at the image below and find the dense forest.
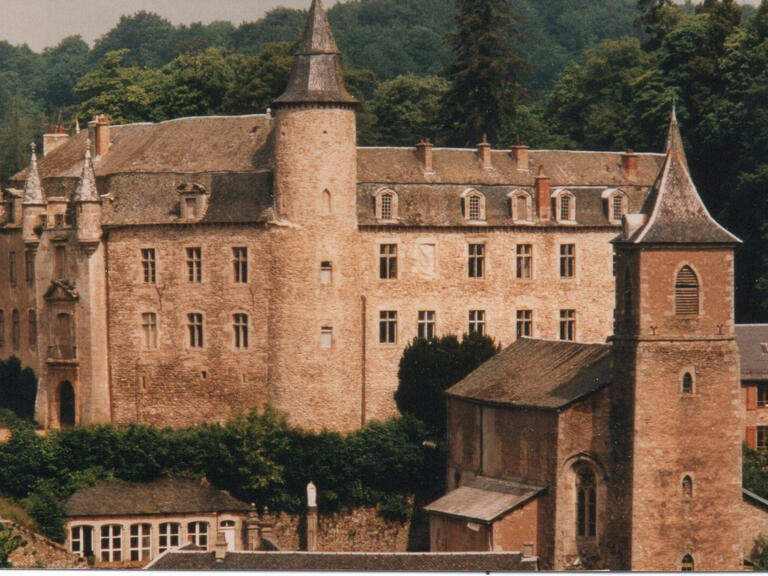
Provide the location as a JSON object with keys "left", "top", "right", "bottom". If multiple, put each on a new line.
{"left": 0, "top": 0, "right": 766, "bottom": 320}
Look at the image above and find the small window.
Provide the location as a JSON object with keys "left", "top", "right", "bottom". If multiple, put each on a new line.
{"left": 233, "top": 247, "right": 247, "bottom": 283}
{"left": 376, "top": 189, "right": 398, "bottom": 220}
{"left": 25, "top": 250, "right": 34, "bottom": 284}
{"left": 320, "top": 261, "right": 332, "bottom": 285}
{"left": 159, "top": 522, "right": 180, "bottom": 553}
{"left": 322, "top": 189, "right": 332, "bottom": 214}
{"left": 516, "top": 310, "right": 532, "bottom": 339}
{"left": 142, "top": 313, "right": 158, "bottom": 349}
{"left": 758, "top": 383, "right": 768, "bottom": 407}
{"left": 418, "top": 311, "right": 436, "bottom": 340}
{"left": 516, "top": 244, "right": 532, "bottom": 279}
{"left": 559, "top": 309, "right": 575, "bottom": 341}
{"left": 462, "top": 189, "right": 486, "bottom": 222}
{"left": 320, "top": 326, "right": 333, "bottom": 348}
{"left": 186, "top": 247, "right": 202, "bottom": 282}
{"left": 623, "top": 268, "right": 632, "bottom": 317}
{"left": 468, "top": 244, "right": 484, "bottom": 278}
{"left": 611, "top": 194, "right": 625, "bottom": 221}
{"left": 9, "top": 251, "right": 16, "bottom": 286}
{"left": 100, "top": 524, "right": 122, "bottom": 562}
{"left": 188, "top": 521, "right": 208, "bottom": 548}
{"left": 11, "top": 309, "right": 19, "bottom": 350}
{"left": 184, "top": 197, "right": 198, "bottom": 219}
{"left": 576, "top": 466, "right": 597, "bottom": 539}
{"left": 681, "top": 554, "right": 694, "bottom": 572}
{"left": 381, "top": 193, "right": 393, "bottom": 219}
{"left": 379, "top": 244, "right": 397, "bottom": 279}
{"left": 54, "top": 246, "right": 66, "bottom": 278}
{"left": 682, "top": 475, "right": 693, "bottom": 498}
{"left": 141, "top": 249, "right": 156, "bottom": 284}
{"left": 188, "top": 313, "right": 204, "bottom": 348}
{"left": 28, "top": 310, "right": 36, "bottom": 348}
{"left": 560, "top": 244, "right": 575, "bottom": 278}
{"left": 0, "top": 310, "right": 4, "bottom": 347}
{"left": 509, "top": 191, "right": 531, "bottom": 221}
{"left": 54, "top": 213, "right": 65, "bottom": 228}
{"left": 234, "top": 313, "right": 248, "bottom": 349}
{"left": 129, "top": 523, "right": 152, "bottom": 561}
{"left": 469, "top": 310, "right": 485, "bottom": 335}
{"left": 553, "top": 190, "right": 576, "bottom": 222}
{"left": 675, "top": 266, "right": 699, "bottom": 315}
{"left": 379, "top": 311, "right": 397, "bottom": 344}
{"left": 682, "top": 372, "right": 693, "bottom": 395}
{"left": 560, "top": 195, "right": 571, "bottom": 221}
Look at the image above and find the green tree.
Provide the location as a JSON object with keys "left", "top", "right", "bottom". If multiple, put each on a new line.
{"left": 0, "top": 525, "right": 24, "bottom": 567}
{"left": 636, "top": 0, "right": 683, "bottom": 48}
{"left": 0, "top": 357, "right": 37, "bottom": 421}
{"left": 223, "top": 42, "right": 295, "bottom": 115}
{"left": 91, "top": 11, "right": 178, "bottom": 68}
{"left": 395, "top": 332, "right": 499, "bottom": 436}
{"left": 0, "top": 96, "right": 43, "bottom": 186}
{"left": 439, "top": 0, "right": 530, "bottom": 146}
{"left": 40, "top": 36, "right": 93, "bottom": 113}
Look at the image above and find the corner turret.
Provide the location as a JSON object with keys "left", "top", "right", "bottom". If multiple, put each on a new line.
{"left": 21, "top": 143, "right": 46, "bottom": 245}
{"left": 73, "top": 139, "right": 102, "bottom": 249}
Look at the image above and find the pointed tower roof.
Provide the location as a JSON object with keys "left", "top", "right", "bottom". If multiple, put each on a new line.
{"left": 22, "top": 143, "right": 45, "bottom": 205}
{"left": 73, "top": 139, "right": 100, "bottom": 202}
{"left": 624, "top": 108, "right": 739, "bottom": 245}
{"left": 272, "top": 0, "right": 356, "bottom": 107}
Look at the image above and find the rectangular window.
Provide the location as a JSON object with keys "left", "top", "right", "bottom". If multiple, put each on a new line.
{"left": 379, "top": 310, "right": 397, "bottom": 344}
{"left": 100, "top": 524, "right": 122, "bottom": 562}
{"left": 233, "top": 247, "right": 248, "bottom": 283}
{"left": 25, "top": 250, "right": 34, "bottom": 284}
{"left": 142, "top": 312, "right": 158, "bottom": 349}
{"left": 560, "top": 309, "right": 575, "bottom": 341}
{"left": 379, "top": 244, "right": 397, "bottom": 279}
{"left": 320, "top": 326, "right": 333, "bottom": 348}
{"left": 759, "top": 384, "right": 768, "bottom": 407}
{"left": 234, "top": 313, "right": 248, "bottom": 349}
{"left": 320, "top": 261, "right": 332, "bottom": 284}
{"left": 186, "top": 247, "right": 202, "bottom": 282}
{"left": 418, "top": 310, "right": 436, "bottom": 340}
{"left": 469, "top": 310, "right": 485, "bottom": 335}
{"left": 187, "top": 522, "right": 208, "bottom": 548}
{"left": 141, "top": 249, "right": 156, "bottom": 283}
{"left": 0, "top": 310, "right": 4, "bottom": 347}
{"left": 129, "top": 523, "right": 151, "bottom": 561}
{"left": 158, "top": 523, "right": 180, "bottom": 554}
{"left": 516, "top": 244, "right": 532, "bottom": 279}
{"left": 560, "top": 244, "right": 575, "bottom": 278}
{"left": 28, "top": 310, "right": 36, "bottom": 348}
{"left": 54, "top": 213, "right": 65, "bottom": 228}
{"left": 468, "top": 195, "right": 480, "bottom": 220}
{"left": 54, "top": 246, "right": 66, "bottom": 278}
{"left": 759, "top": 426, "right": 768, "bottom": 451}
{"left": 9, "top": 251, "right": 16, "bottom": 286}
{"left": 188, "top": 313, "right": 203, "bottom": 348}
{"left": 516, "top": 195, "right": 528, "bottom": 220}
{"left": 381, "top": 194, "right": 392, "bottom": 220}
{"left": 468, "top": 244, "right": 484, "bottom": 278}
{"left": 11, "top": 309, "right": 19, "bottom": 350}
{"left": 560, "top": 196, "right": 571, "bottom": 221}
{"left": 612, "top": 194, "right": 624, "bottom": 221}
{"left": 516, "top": 309, "right": 532, "bottom": 339}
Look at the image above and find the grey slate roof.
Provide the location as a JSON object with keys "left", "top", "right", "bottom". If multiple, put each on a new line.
{"left": 446, "top": 338, "right": 612, "bottom": 410}
{"left": 146, "top": 550, "right": 538, "bottom": 571}
{"left": 736, "top": 325, "right": 768, "bottom": 381}
{"left": 423, "top": 476, "right": 545, "bottom": 523}
{"left": 65, "top": 477, "right": 249, "bottom": 517}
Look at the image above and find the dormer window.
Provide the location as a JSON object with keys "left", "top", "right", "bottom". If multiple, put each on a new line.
{"left": 374, "top": 188, "right": 398, "bottom": 221}
{"left": 177, "top": 183, "right": 208, "bottom": 221}
{"left": 551, "top": 189, "right": 575, "bottom": 223}
{"left": 508, "top": 190, "right": 532, "bottom": 222}
{"left": 602, "top": 189, "right": 628, "bottom": 223}
{"left": 461, "top": 189, "right": 486, "bottom": 223}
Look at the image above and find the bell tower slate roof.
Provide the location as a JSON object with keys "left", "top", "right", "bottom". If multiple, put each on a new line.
{"left": 272, "top": 0, "right": 356, "bottom": 107}
{"left": 620, "top": 106, "right": 740, "bottom": 245}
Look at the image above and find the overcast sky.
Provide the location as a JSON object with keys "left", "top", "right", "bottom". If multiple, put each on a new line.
{"left": 0, "top": 0, "right": 341, "bottom": 52}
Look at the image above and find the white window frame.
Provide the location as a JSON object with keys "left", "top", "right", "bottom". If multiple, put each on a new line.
{"left": 158, "top": 522, "right": 180, "bottom": 553}
{"left": 129, "top": 523, "right": 152, "bottom": 562}
{"left": 187, "top": 521, "right": 208, "bottom": 548}
{"left": 100, "top": 524, "right": 122, "bottom": 563}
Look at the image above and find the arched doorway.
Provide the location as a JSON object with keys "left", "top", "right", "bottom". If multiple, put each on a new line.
{"left": 59, "top": 381, "right": 75, "bottom": 427}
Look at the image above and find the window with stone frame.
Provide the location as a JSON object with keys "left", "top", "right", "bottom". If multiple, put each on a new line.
{"left": 509, "top": 191, "right": 531, "bottom": 221}
{"left": 11, "top": 309, "right": 19, "bottom": 350}
{"left": 159, "top": 522, "right": 180, "bottom": 553}
{"left": 418, "top": 310, "right": 436, "bottom": 340}
{"left": 611, "top": 193, "right": 625, "bottom": 222}
{"left": 25, "top": 250, "right": 34, "bottom": 284}
{"left": 100, "top": 524, "right": 122, "bottom": 562}
{"left": 682, "top": 475, "right": 693, "bottom": 498}
{"left": 682, "top": 372, "right": 693, "bottom": 395}
{"left": 560, "top": 244, "right": 575, "bottom": 278}
{"left": 188, "top": 313, "right": 204, "bottom": 348}
{"left": 379, "top": 311, "right": 397, "bottom": 344}
{"left": 8, "top": 251, "right": 16, "bottom": 286}
{"left": 141, "top": 249, "right": 156, "bottom": 283}
{"left": 142, "top": 312, "right": 158, "bottom": 349}
{"left": 129, "top": 523, "right": 152, "bottom": 561}
{"left": 379, "top": 244, "right": 397, "bottom": 279}
{"left": 462, "top": 190, "right": 486, "bottom": 221}
{"left": 320, "top": 261, "right": 333, "bottom": 285}
{"left": 28, "top": 309, "right": 36, "bottom": 348}
{"left": 233, "top": 247, "right": 247, "bottom": 283}
{"left": 70, "top": 525, "right": 93, "bottom": 557}
{"left": 187, "top": 521, "right": 208, "bottom": 547}
{"left": 675, "top": 266, "right": 699, "bottom": 315}
{"left": 320, "top": 326, "right": 333, "bottom": 348}
{"left": 54, "top": 246, "right": 66, "bottom": 279}
{"left": 468, "top": 243, "right": 484, "bottom": 278}
{"left": 559, "top": 309, "right": 575, "bottom": 341}
{"left": 234, "top": 313, "right": 248, "bottom": 349}
{"left": 516, "top": 244, "right": 532, "bottom": 279}
{"left": 469, "top": 310, "right": 485, "bottom": 336}
{"left": 516, "top": 309, "right": 532, "bottom": 339}
{"left": 186, "top": 247, "right": 202, "bottom": 283}
{"left": 576, "top": 465, "right": 597, "bottom": 539}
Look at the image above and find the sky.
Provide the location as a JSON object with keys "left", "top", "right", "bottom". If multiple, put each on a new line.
{"left": 0, "top": 0, "right": 340, "bottom": 52}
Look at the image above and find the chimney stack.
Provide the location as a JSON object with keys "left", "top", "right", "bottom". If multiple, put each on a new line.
{"left": 246, "top": 503, "right": 261, "bottom": 551}
{"left": 416, "top": 139, "right": 433, "bottom": 172}
{"left": 43, "top": 125, "right": 69, "bottom": 157}
{"left": 477, "top": 134, "right": 491, "bottom": 169}
{"left": 88, "top": 115, "right": 111, "bottom": 157}
{"left": 622, "top": 148, "right": 638, "bottom": 177}
{"left": 511, "top": 135, "right": 529, "bottom": 171}
{"left": 535, "top": 165, "right": 551, "bottom": 221}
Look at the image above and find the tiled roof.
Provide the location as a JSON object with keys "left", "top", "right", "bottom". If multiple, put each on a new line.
{"left": 447, "top": 338, "right": 612, "bottom": 410}
{"left": 424, "top": 476, "right": 545, "bottom": 523}
{"left": 65, "top": 478, "right": 249, "bottom": 517}
{"left": 145, "top": 550, "right": 538, "bottom": 571}
{"left": 736, "top": 325, "right": 768, "bottom": 381}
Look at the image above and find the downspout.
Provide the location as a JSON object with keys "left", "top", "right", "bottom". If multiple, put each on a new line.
{"left": 360, "top": 295, "right": 366, "bottom": 427}
{"left": 103, "top": 231, "right": 114, "bottom": 423}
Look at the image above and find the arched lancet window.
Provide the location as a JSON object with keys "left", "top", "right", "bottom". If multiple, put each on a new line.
{"left": 682, "top": 372, "right": 693, "bottom": 395}
{"left": 576, "top": 465, "right": 597, "bottom": 539}
{"left": 322, "top": 189, "right": 332, "bottom": 214}
{"left": 682, "top": 475, "right": 693, "bottom": 498}
{"left": 681, "top": 554, "right": 694, "bottom": 571}
{"left": 675, "top": 266, "right": 699, "bottom": 315}
{"left": 461, "top": 189, "right": 486, "bottom": 222}
{"left": 623, "top": 268, "right": 632, "bottom": 317}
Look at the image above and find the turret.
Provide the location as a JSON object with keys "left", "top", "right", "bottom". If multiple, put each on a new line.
{"left": 21, "top": 143, "right": 46, "bottom": 245}
{"left": 73, "top": 139, "right": 102, "bottom": 249}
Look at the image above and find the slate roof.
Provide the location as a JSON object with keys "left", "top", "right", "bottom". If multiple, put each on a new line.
{"left": 736, "top": 325, "right": 768, "bottom": 381}
{"left": 446, "top": 338, "right": 612, "bottom": 410}
{"left": 146, "top": 550, "right": 538, "bottom": 571}
{"left": 65, "top": 478, "right": 249, "bottom": 517}
{"left": 423, "top": 476, "right": 545, "bottom": 523}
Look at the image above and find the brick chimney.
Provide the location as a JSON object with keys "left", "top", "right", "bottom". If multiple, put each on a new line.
{"left": 535, "top": 165, "right": 550, "bottom": 221}
{"left": 88, "top": 115, "right": 111, "bottom": 157}
{"left": 477, "top": 134, "right": 491, "bottom": 169}
{"left": 511, "top": 135, "right": 529, "bottom": 171}
{"left": 416, "top": 138, "right": 433, "bottom": 172}
{"left": 622, "top": 148, "right": 638, "bottom": 177}
{"left": 43, "top": 125, "right": 69, "bottom": 157}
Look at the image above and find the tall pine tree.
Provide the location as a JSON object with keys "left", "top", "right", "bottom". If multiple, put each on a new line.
{"left": 439, "top": 0, "right": 529, "bottom": 147}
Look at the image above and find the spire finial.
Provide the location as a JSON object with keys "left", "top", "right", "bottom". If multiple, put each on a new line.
{"left": 74, "top": 137, "right": 99, "bottom": 202}
{"left": 22, "top": 141, "right": 44, "bottom": 205}
{"left": 664, "top": 97, "right": 688, "bottom": 170}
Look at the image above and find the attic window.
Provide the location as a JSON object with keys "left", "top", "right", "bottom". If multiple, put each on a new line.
{"left": 374, "top": 188, "right": 398, "bottom": 221}
{"left": 551, "top": 189, "right": 575, "bottom": 223}
{"left": 602, "top": 189, "right": 628, "bottom": 223}
{"left": 461, "top": 189, "right": 486, "bottom": 222}
{"left": 177, "top": 182, "right": 208, "bottom": 221}
{"left": 508, "top": 190, "right": 532, "bottom": 222}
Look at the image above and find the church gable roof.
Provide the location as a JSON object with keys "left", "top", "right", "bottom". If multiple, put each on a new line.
{"left": 447, "top": 338, "right": 612, "bottom": 410}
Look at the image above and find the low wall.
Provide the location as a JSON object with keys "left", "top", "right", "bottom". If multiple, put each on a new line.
{"left": 4, "top": 522, "right": 85, "bottom": 569}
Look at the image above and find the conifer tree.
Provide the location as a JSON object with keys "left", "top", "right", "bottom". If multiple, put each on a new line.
{"left": 438, "top": 0, "right": 529, "bottom": 147}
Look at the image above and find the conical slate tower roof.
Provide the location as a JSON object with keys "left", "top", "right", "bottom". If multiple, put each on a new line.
{"left": 73, "top": 139, "right": 100, "bottom": 202}
{"left": 627, "top": 106, "right": 739, "bottom": 245}
{"left": 22, "top": 143, "right": 45, "bottom": 205}
{"left": 272, "top": 0, "right": 356, "bottom": 107}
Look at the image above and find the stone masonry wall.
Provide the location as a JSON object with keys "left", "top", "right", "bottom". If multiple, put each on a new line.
{"left": 4, "top": 522, "right": 85, "bottom": 568}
